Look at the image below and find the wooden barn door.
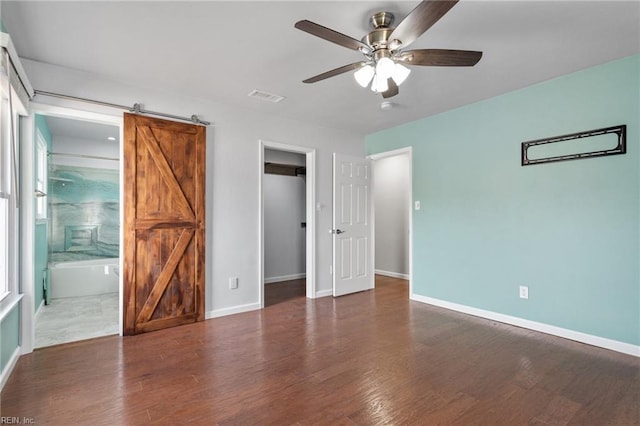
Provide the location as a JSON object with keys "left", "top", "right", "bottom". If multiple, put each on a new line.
{"left": 123, "top": 113, "right": 205, "bottom": 335}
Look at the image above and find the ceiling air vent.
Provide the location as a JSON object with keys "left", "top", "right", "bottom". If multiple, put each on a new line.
{"left": 248, "top": 89, "right": 285, "bottom": 103}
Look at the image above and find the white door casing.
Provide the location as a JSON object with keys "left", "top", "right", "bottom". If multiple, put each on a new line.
{"left": 21, "top": 104, "right": 123, "bottom": 355}
{"left": 368, "top": 146, "right": 413, "bottom": 297}
{"left": 332, "top": 153, "right": 373, "bottom": 297}
{"left": 259, "top": 140, "right": 316, "bottom": 305}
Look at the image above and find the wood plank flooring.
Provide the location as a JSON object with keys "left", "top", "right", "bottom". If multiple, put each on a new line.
{"left": 264, "top": 278, "right": 306, "bottom": 307}
{"left": 2, "top": 276, "right": 638, "bottom": 425}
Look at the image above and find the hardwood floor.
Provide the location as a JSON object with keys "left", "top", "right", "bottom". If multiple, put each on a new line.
{"left": 264, "top": 278, "right": 306, "bottom": 307}
{"left": 2, "top": 276, "right": 638, "bottom": 425}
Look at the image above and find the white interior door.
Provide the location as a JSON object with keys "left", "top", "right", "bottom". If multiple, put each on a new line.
{"left": 332, "top": 153, "right": 373, "bottom": 297}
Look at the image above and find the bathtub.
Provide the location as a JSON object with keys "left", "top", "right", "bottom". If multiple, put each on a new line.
{"left": 48, "top": 257, "right": 119, "bottom": 299}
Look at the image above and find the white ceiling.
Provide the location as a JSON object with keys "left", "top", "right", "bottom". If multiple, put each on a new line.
{"left": 3, "top": 1, "right": 639, "bottom": 136}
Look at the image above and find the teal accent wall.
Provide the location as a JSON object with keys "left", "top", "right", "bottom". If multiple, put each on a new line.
{"left": 1, "top": 304, "right": 20, "bottom": 371}
{"left": 34, "top": 114, "right": 52, "bottom": 310}
{"left": 366, "top": 54, "right": 639, "bottom": 346}
{"left": 35, "top": 114, "right": 52, "bottom": 143}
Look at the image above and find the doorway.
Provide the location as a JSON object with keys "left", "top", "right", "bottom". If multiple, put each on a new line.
{"left": 370, "top": 147, "right": 413, "bottom": 294}
{"left": 35, "top": 114, "right": 121, "bottom": 347}
{"left": 20, "top": 105, "right": 123, "bottom": 353}
{"left": 259, "top": 140, "right": 316, "bottom": 308}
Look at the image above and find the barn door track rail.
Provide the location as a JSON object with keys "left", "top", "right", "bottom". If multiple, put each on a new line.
{"left": 34, "top": 89, "right": 211, "bottom": 126}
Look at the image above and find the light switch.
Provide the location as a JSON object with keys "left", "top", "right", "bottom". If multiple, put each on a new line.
{"left": 229, "top": 277, "right": 238, "bottom": 289}
{"left": 414, "top": 201, "right": 421, "bottom": 211}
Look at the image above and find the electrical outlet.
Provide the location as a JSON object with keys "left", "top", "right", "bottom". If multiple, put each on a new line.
{"left": 229, "top": 277, "right": 238, "bottom": 289}
{"left": 519, "top": 285, "right": 529, "bottom": 299}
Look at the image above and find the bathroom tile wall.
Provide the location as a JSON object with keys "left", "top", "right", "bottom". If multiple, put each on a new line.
{"left": 49, "top": 165, "right": 119, "bottom": 262}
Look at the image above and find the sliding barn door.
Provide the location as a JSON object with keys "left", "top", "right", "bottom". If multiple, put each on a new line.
{"left": 123, "top": 113, "right": 205, "bottom": 335}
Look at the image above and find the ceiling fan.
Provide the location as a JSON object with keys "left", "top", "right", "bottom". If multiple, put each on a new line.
{"left": 295, "top": 0, "right": 482, "bottom": 99}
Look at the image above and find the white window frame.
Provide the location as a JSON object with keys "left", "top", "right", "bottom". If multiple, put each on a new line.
{"left": 0, "top": 99, "right": 12, "bottom": 302}
{"left": 0, "top": 91, "right": 22, "bottom": 307}
{"left": 0, "top": 197, "right": 9, "bottom": 302}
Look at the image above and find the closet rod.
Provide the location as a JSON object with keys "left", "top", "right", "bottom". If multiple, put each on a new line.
{"left": 34, "top": 90, "right": 211, "bottom": 126}
{"left": 49, "top": 152, "right": 119, "bottom": 162}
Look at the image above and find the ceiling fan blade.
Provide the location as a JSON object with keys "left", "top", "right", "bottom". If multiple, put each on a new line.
{"left": 389, "top": 0, "right": 459, "bottom": 49}
{"left": 402, "top": 49, "right": 482, "bottom": 66}
{"left": 381, "top": 79, "right": 399, "bottom": 99}
{"left": 303, "top": 62, "right": 366, "bottom": 84}
{"left": 295, "top": 20, "right": 371, "bottom": 53}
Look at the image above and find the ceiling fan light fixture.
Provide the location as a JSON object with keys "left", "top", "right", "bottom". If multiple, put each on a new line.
{"left": 375, "top": 56, "right": 395, "bottom": 79}
{"left": 391, "top": 63, "right": 411, "bottom": 86}
{"left": 354, "top": 65, "right": 375, "bottom": 88}
{"left": 371, "top": 73, "right": 389, "bottom": 93}
{"left": 296, "top": 0, "right": 482, "bottom": 100}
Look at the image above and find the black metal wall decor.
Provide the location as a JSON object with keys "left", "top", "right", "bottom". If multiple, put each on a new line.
{"left": 521, "top": 125, "right": 626, "bottom": 166}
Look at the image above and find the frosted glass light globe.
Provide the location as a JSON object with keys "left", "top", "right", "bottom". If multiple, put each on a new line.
{"left": 371, "top": 73, "right": 389, "bottom": 93}
{"left": 392, "top": 63, "right": 411, "bottom": 86}
{"left": 375, "top": 57, "right": 395, "bottom": 79}
{"left": 354, "top": 65, "right": 375, "bottom": 88}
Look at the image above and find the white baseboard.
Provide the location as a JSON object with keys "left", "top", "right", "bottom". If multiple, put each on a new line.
{"left": 206, "top": 302, "right": 261, "bottom": 319}
{"left": 35, "top": 299, "right": 45, "bottom": 320}
{"left": 411, "top": 294, "right": 640, "bottom": 358}
{"left": 315, "top": 289, "right": 332, "bottom": 298}
{"left": 375, "top": 269, "right": 410, "bottom": 280}
{"left": 0, "top": 346, "right": 21, "bottom": 391}
{"left": 264, "top": 273, "right": 306, "bottom": 284}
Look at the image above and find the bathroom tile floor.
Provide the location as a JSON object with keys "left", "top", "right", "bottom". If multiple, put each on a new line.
{"left": 35, "top": 293, "right": 119, "bottom": 348}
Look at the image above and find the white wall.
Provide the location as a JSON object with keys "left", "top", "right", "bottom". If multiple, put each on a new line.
{"left": 374, "top": 154, "right": 410, "bottom": 277}
{"left": 264, "top": 149, "right": 306, "bottom": 282}
{"left": 23, "top": 59, "right": 365, "bottom": 316}
{"left": 263, "top": 174, "right": 305, "bottom": 282}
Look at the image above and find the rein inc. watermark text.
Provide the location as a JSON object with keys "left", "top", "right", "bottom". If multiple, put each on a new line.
{"left": 0, "top": 418, "right": 35, "bottom": 424}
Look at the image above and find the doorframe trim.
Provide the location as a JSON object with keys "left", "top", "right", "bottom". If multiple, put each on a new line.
{"left": 258, "top": 140, "right": 316, "bottom": 307}
{"left": 368, "top": 147, "right": 413, "bottom": 297}
{"left": 21, "top": 103, "right": 122, "bottom": 354}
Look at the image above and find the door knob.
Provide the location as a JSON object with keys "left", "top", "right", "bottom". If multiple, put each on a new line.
{"left": 333, "top": 229, "right": 345, "bottom": 234}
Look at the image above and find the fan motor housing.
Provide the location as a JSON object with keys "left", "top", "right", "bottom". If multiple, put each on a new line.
{"left": 370, "top": 11, "right": 394, "bottom": 29}
{"left": 363, "top": 12, "right": 395, "bottom": 50}
{"left": 362, "top": 28, "right": 393, "bottom": 50}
